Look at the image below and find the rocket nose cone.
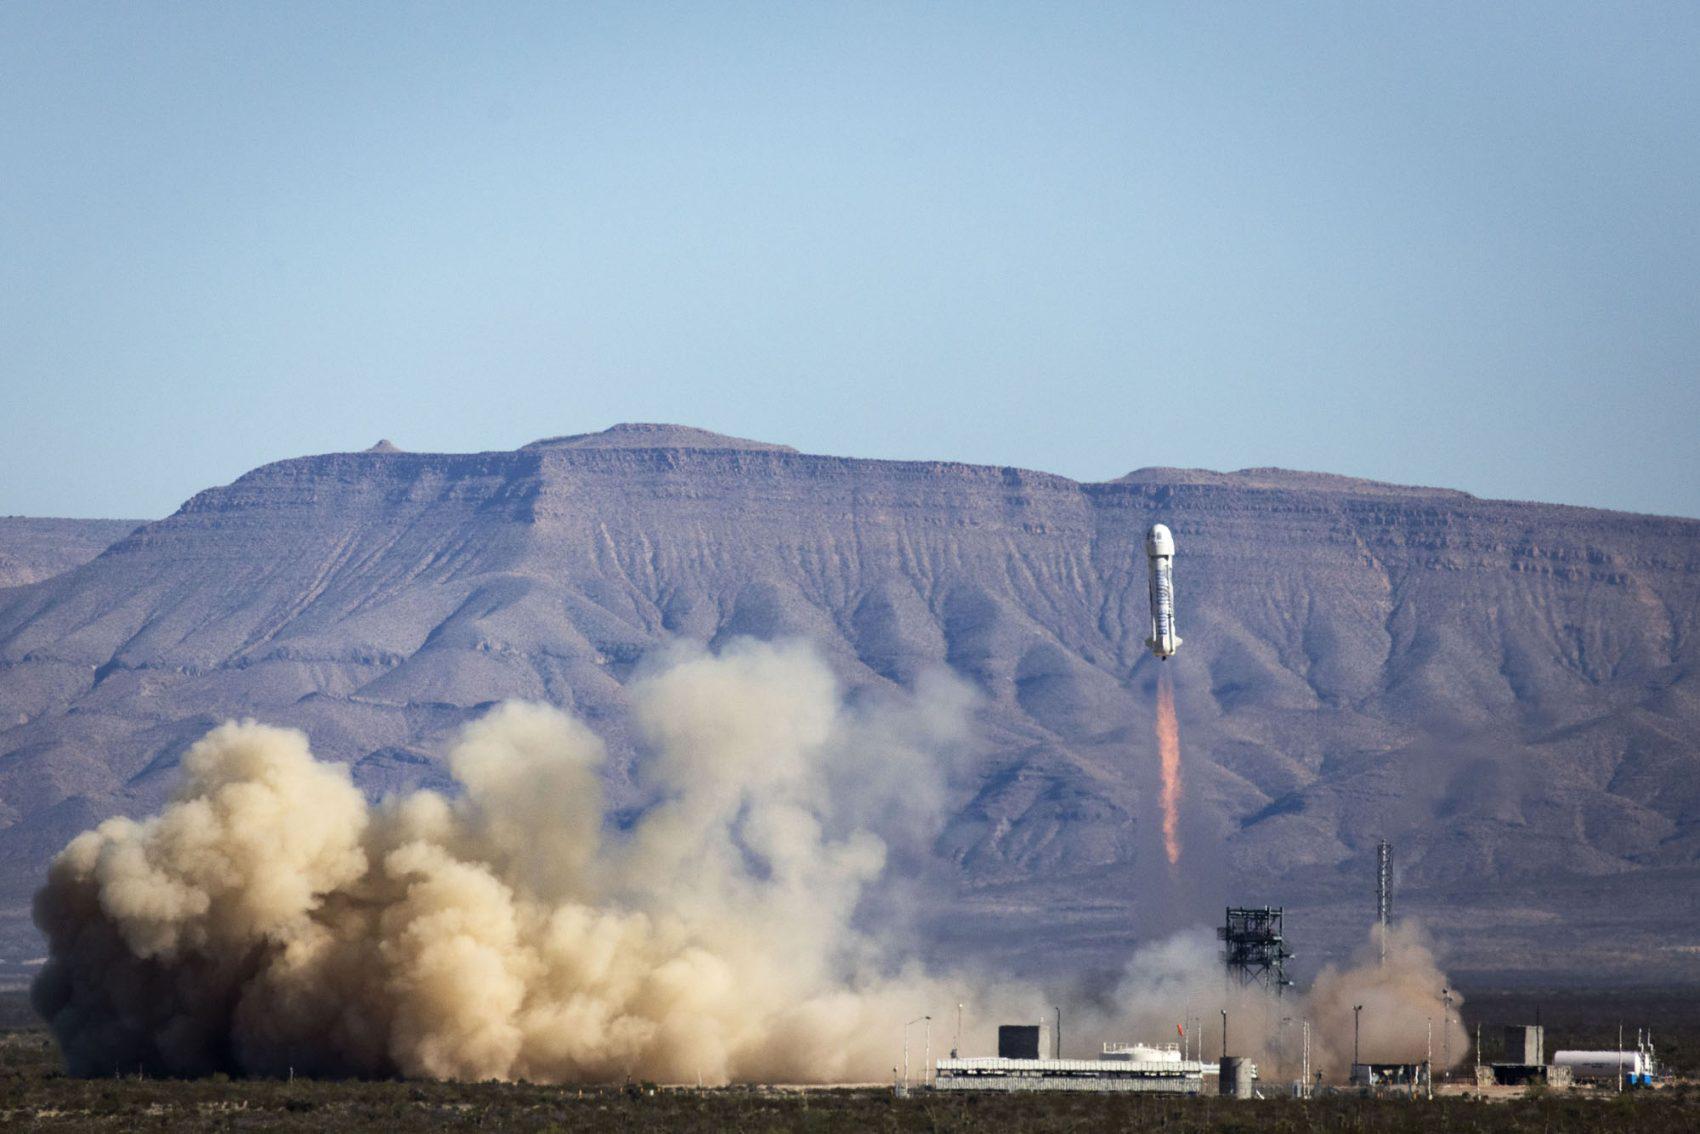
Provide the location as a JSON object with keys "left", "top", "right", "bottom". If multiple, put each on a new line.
{"left": 1145, "top": 524, "right": 1175, "bottom": 557}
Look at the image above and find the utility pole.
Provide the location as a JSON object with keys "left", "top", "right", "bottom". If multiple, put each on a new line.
{"left": 1426, "top": 1018, "right": 1433, "bottom": 1101}
{"left": 924, "top": 1017, "right": 931, "bottom": 1087}
{"left": 1353, "top": 1005, "right": 1364, "bottom": 1070}
{"left": 1054, "top": 1006, "right": 1061, "bottom": 1060}
{"left": 954, "top": 1003, "right": 962, "bottom": 1059}
{"left": 903, "top": 1015, "right": 930, "bottom": 1089}
{"left": 1441, "top": 988, "right": 1452, "bottom": 1081}
{"left": 1303, "top": 1020, "right": 1311, "bottom": 1098}
{"left": 1281, "top": 1016, "right": 1312, "bottom": 1098}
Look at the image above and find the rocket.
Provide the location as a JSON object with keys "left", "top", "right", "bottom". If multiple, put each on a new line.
{"left": 1145, "top": 523, "right": 1181, "bottom": 660}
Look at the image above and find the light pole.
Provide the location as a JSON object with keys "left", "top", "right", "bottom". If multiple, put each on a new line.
{"left": 924, "top": 1017, "right": 932, "bottom": 1087}
{"left": 954, "top": 1003, "right": 963, "bottom": 1059}
{"left": 903, "top": 1015, "right": 930, "bottom": 1089}
{"left": 1426, "top": 1017, "right": 1433, "bottom": 1100}
{"left": 1281, "top": 1017, "right": 1312, "bottom": 1099}
{"left": 1441, "top": 987, "right": 1452, "bottom": 1081}
{"left": 1303, "top": 1019, "right": 1311, "bottom": 1097}
{"left": 1353, "top": 1005, "right": 1364, "bottom": 1071}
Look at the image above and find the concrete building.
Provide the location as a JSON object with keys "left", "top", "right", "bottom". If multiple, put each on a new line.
{"left": 1504, "top": 1025, "right": 1544, "bottom": 1065}
{"left": 1478, "top": 1024, "right": 1569, "bottom": 1087}
{"left": 997, "top": 1025, "right": 1043, "bottom": 1060}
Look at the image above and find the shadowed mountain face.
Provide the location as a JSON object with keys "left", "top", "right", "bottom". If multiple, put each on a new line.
{"left": 2, "top": 425, "right": 1697, "bottom": 982}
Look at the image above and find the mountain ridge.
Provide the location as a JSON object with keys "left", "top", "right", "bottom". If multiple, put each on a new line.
{"left": 0, "top": 517, "right": 143, "bottom": 589}
{"left": 2, "top": 424, "right": 1697, "bottom": 983}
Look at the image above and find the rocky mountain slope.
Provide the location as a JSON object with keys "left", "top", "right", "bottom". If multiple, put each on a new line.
{"left": 2, "top": 424, "right": 1697, "bottom": 983}
{"left": 0, "top": 518, "right": 141, "bottom": 589}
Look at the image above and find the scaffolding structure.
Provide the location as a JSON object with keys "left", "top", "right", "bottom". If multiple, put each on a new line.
{"left": 1217, "top": 906, "right": 1293, "bottom": 995}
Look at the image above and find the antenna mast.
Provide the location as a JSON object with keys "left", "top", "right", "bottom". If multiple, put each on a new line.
{"left": 1376, "top": 839, "right": 1392, "bottom": 965}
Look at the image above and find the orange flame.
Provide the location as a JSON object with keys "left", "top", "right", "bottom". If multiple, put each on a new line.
{"left": 1156, "top": 669, "right": 1182, "bottom": 866}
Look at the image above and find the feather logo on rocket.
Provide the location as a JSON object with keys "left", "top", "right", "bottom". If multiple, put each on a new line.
{"left": 1145, "top": 523, "right": 1181, "bottom": 660}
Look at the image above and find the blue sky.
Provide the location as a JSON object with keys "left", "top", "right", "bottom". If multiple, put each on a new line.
{"left": 4, "top": 2, "right": 1697, "bottom": 519}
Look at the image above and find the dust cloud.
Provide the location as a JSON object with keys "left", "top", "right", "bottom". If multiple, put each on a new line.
{"left": 1094, "top": 923, "right": 1470, "bottom": 1080}
{"left": 32, "top": 638, "right": 1469, "bottom": 1085}
{"left": 32, "top": 640, "right": 1028, "bottom": 1082}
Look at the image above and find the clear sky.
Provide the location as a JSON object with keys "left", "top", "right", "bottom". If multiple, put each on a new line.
{"left": 3, "top": 2, "right": 1697, "bottom": 520}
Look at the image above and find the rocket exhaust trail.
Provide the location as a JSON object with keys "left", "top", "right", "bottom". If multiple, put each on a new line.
{"left": 1142, "top": 522, "right": 1183, "bottom": 865}
{"left": 1155, "top": 668, "right": 1182, "bottom": 867}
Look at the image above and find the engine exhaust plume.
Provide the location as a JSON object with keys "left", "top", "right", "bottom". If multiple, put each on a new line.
{"left": 1155, "top": 669, "right": 1182, "bottom": 867}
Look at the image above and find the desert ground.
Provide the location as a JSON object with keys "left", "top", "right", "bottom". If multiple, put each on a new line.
{"left": 4, "top": 988, "right": 1696, "bottom": 1132}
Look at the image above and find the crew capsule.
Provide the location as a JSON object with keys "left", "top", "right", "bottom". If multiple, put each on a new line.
{"left": 1145, "top": 523, "right": 1181, "bottom": 660}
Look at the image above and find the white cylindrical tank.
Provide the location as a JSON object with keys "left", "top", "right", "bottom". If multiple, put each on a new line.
{"left": 1219, "top": 1056, "right": 1254, "bottom": 1098}
{"left": 1551, "top": 1050, "right": 1649, "bottom": 1079}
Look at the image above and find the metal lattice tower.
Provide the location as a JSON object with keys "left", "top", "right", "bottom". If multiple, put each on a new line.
{"left": 1376, "top": 840, "right": 1392, "bottom": 965}
{"left": 1218, "top": 907, "right": 1293, "bottom": 996}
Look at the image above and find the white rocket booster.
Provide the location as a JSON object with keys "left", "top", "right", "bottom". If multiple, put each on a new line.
{"left": 1145, "top": 523, "right": 1181, "bottom": 660}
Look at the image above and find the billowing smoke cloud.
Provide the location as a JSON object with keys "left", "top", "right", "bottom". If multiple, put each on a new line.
{"left": 33, "top": 640, "right": 1026, "bottom": 1082}
{"left": 1094, "top": 923, "right": 1469, "bottom": 1081}
{"left": 32, "top": 637, "right": 1470, "bottom": 1085}
{"left": 1303, "top": 923, "right": 1469, "bottom": 1076}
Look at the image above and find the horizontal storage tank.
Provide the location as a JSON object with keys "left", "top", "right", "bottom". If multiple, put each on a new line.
{"left": 1551, "top": 1051, "right": 1650, "bottom": 1079}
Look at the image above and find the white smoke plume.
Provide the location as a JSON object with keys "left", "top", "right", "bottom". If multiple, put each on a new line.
{"left": 32, "top": 636, "right": 1470, "bottom": 1084}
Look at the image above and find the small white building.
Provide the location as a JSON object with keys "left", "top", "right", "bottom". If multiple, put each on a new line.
{"left": 934, "top": 1042, "right": 1214, "bottom": 1094}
